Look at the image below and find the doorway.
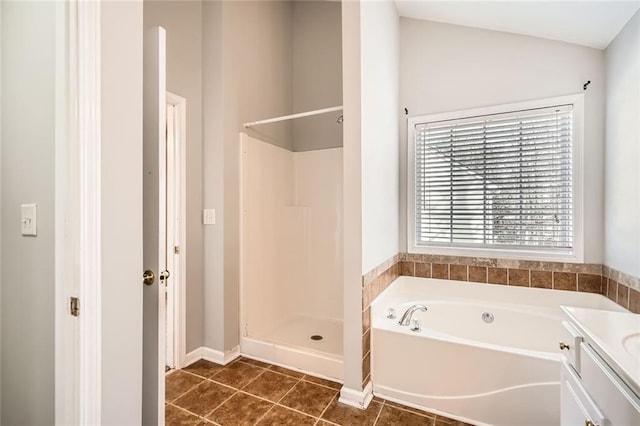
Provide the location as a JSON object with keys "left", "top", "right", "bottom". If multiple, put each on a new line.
{"left": 165, "top": 92, "right": 187, "bottom": 372}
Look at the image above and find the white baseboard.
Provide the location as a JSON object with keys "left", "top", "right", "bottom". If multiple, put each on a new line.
{"left": 184, "top": 347, "right": 202, "bottom": 367}
{"left": 202, "top": 345, "right": 240, "bottom": 365}
{"left": 183, "top": 345, "right": 240, "bottom": 367}
{"left": 339, "top": 381, "right": 373, "bottom": 409}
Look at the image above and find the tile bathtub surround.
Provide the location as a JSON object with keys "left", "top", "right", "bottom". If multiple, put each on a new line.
{"left": 361, "top": 256, "right": 401, "bottom": 388}
{"left": 396, "top": 255, "right": 640, "bottom": 313}
{"left": 165, "top": 357, "right": 470, "bottom": 426}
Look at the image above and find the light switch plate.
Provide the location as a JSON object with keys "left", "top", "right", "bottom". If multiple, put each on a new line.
{"left": 203, "top": 208, "right": 216, "bottom": 225}
{"left": 21, "top": 203, "right": 37, "bottom": 236}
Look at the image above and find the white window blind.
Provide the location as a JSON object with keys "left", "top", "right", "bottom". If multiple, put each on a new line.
{"left": 414, "top": 104, "right": 574, "bottom": 251}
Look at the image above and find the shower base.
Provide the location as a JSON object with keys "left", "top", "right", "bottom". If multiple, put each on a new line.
{"left": 240, "top": 315, "right": 343, "bottom": 381}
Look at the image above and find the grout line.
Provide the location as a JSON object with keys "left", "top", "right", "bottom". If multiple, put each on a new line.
{"left": 301, "top": 376, "right": 342, "bottom": 391}
{"left": 372, "top": 399, "right": 385, "bottom": 425}
{"left": 167, "top": 402, "right": 200, "bottom": 418}
{"left": 202, "top": 390, "right": 240, "bottom": 421}
{"left": 206, "top": 377, "right": 246, "bottom": 393}
{"left": 252, "top": 403, "right": 276, "bottom": 426}
{"left": 167, "top": 402, "right": 213, "bottom": 424}
{"left": 241, "top": 368, "right": 267, "bottom": 390}
{"left": 316, "top": 393, "right": 336, "bottom": 424}
{"left": 237, "top": 358, "right": 271, "bottom": 370}
{"left": 223, "top": 380, "right": 318, "bottom": 419}
{"left": 179, "top": 368, "right": 216, "bottom": 381}
{"left": 274, "top": 377, "right": 303, "bottom": 404}
{"left": 168, "top": 374, "right": 209, "bottom": 403}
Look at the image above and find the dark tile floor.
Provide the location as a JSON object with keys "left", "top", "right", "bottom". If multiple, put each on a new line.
{"left": 165, "top": 357, "right": 472, "bottom": 426}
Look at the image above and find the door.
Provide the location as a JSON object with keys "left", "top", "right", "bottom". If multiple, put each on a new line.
{"left": 165, "top": 103, "right": 176, "bottom": 370}
{"left": 143, "top": 26, "right": 167, "bottom": 425}
{"left": 165, "top": 92, "right": 187, "bottom": 371}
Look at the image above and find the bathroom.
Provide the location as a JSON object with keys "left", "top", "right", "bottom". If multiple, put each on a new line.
{"left": 0, "top": 0, "right": 639, "bottom": 425}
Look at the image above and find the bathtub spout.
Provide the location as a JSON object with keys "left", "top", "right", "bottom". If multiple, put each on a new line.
{"left": 398, "top": 304, "right": 428, "bottom": 326}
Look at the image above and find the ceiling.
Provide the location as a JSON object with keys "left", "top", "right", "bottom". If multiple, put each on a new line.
{"left": 394, "top": 1, "right": 640, "bottom": 49}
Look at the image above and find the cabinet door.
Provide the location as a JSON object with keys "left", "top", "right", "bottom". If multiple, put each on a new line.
{"left": 581, "top": 343, "right": 640, "bottom": 426}
{"left": 561, "top": 360, "right": 606, "bottom": 426}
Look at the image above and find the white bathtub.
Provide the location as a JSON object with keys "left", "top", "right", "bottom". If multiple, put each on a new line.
{"left": 371, "top": 276, "right": 626, "bottom": 426}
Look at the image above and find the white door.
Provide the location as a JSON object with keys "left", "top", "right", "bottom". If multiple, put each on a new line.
{"left": 165, "top": 103, "right": 176, "bottom": 369}
{"left": 165, "top": 92, "right": 187, "bottom": 371}
{"left": 142, "top": 26, "right": 167, "bottom": 425}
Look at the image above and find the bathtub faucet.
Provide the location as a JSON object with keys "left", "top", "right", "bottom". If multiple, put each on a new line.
{"left": 398, "top": 304, "right": 428, "bottom": 326}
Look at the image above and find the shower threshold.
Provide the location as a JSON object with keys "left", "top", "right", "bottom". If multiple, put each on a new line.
{"left": 240, "top": 315, "right": 343, "bottom": 381}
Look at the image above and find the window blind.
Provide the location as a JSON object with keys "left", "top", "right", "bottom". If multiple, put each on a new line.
{"left": 414, "top": 105, "right": 574, "bottom": 250}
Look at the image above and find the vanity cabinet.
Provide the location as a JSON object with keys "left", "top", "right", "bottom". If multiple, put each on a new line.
{"left": 560, "top": 311, "right": 640, "bottom": 426}
{"left": 561, "top": 358, "right": 605, "bottom": 426}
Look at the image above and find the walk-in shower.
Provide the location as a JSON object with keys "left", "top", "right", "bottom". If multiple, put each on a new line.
{"left": 239, "top": 120, "right": 343, "bottom": 380}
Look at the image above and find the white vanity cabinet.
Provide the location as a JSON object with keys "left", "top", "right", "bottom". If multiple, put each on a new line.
{"left": 560, "top": 307, "right": 640, "bottom": 426}
{"left": 561, "top": 358, "right": 605, "bottom": 426}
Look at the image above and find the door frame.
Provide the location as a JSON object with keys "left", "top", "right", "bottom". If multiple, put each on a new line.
{"left": 55, "top": 0, "right": 102, "bottom": 424}
{"left": 165, "top": 92, "right": 187, "bottom": 370}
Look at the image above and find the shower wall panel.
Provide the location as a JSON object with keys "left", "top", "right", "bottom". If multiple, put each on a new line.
{"left": 241, "top": 134, "right": 343, "bottom": 343}
{"left": 242, "top": 135, "right": 296, "bottom": 337}
{"left": 293, "top": 148, "right": 343, "bottom": 321}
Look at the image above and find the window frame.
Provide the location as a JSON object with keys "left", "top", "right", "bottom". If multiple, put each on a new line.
{"left": 407, "top": 94, "right": 584, "bottom": 262}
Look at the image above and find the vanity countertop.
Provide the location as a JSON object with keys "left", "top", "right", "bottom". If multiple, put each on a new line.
{"left": 562, "top": 306, "right": 640, "bottom": 395}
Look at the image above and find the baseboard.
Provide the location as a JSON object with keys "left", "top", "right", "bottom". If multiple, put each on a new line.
{"left": 202, "top": 345, "right": 240, "bottom": 365}
{"left": 184, "top": 347, "right": 202, "bottom": 367}
{"left": 338, "top": 381, "right": 373, "bottom": 409}
{"left": 183, "top": 345, "right": 240, "bottom": 367}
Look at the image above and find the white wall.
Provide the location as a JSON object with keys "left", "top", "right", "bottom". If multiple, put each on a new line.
{"left": 341, "top": 0, "right": 400, "bottom": 395}
{"left": 604, "top": 10, "right": 640, "bottom": 278}
{"left": 101, "top": 1, "right": 144, "bottom": 423}
{"left": 399, "top": 18, "right": 606, "bottom": 264}
{"left": 0, "top": 2, "right": 56, "bottom": 423}
{"left": 341, "top": 0, "right": 364, "bottom": 394}
{"left": 361, "top": 0, "right": 400, "bottom": 274}
{"left": 292, "top": 1, "right": 343, "bottom": 152}
{"left": 144, "top": 0, "right": 204, "bottom": 354}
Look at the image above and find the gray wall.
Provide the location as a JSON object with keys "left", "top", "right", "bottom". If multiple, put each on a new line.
{"left": 101, "top": 1, "right": 144, "bottom": 423}
{"left": 604, "top": 10, "right": 640, "bottom": 278}
{"left": 1, "top": 2, "right": 56, "bottom": 423}
{"left": 292, "top": 1, "right": 343, "bottom": 152}
{"left": 144, "top": 0, "right": 204, "bottom": 354}
{"left": 202, "top": 0, "right": 225, "bottom": 352}
{"left": 399, "top": 18, "right": 606, "bottom": 264}
{"left": 203, "top": 1, "right": 294, "bottom": 351}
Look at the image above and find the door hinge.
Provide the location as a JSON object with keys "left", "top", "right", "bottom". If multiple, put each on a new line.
{"left": 174, "top": 246, "right": 180, "bottom": 254}
{"left": 70, "top": 297, "right": 80, "bottom": 317}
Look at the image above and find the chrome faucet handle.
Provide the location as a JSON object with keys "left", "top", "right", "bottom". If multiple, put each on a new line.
{"left": 410, "top": 319, "right": 421, "bottom": 332}
{"left": 386, "top": 308, "right": 396, "bottom": 319}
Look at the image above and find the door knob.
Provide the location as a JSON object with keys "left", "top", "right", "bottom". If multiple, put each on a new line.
{"left": 143, "top": 270, "right": 155, "bottom": 286}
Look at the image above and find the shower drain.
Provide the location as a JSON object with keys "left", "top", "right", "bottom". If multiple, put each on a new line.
{"left": 310, "top": 335, "right": 323, "bottom": 341}
{"left": 482, "top": 312, "right": 495, "bottom": 323}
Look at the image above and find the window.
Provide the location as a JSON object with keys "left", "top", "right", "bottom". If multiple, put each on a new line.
{"left": 408, "top": 95, "right": 583, "bottom": 261}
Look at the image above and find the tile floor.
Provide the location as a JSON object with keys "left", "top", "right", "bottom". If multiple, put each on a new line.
{"left": 166, "top": 357, "right": 472, "bottom": 426}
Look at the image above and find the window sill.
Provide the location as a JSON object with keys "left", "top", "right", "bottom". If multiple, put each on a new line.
{"left": 409, "top": 244, "right": 584, "bottom": 264}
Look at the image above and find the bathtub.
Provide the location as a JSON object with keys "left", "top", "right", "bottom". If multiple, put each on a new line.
{"left": 371, "top": 276, "right": 626, "bottom": 426}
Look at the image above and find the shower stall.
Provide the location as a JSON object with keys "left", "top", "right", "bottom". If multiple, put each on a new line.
{"left": 240, "top": 127, "right": 343, "bottom": 380}
{"left": 237, "top": 0, "right": 343, "bottom": 381}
